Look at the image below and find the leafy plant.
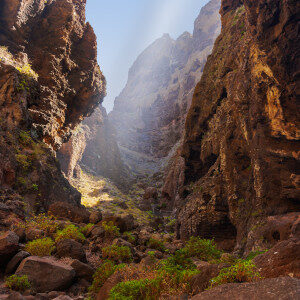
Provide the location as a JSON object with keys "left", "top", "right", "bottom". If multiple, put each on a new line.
{"left": 209, "top": 260, "right": 262, "bottom": 288}
{"left": 181, "top": 237, "right": 222, "bottom": 261}
{"left": 15, "top": 154, "right": 32, "bottom": 171}
{"left": 19, "top": 131, "right": 33, "bottom": 146}
{"left": 5, "top": 275, "right": 31, "bottom": 292}
{"left": 25, "top": 237, "right": 55, "bottom": 256}
{"left": 102, "top": 245, "right": 132, "bottom": 262}
{"left": 80, "top": 223, "right": 94, "bottom": 236}
{"left": 24, "top": 214, "right": 60, "bottom": 237}
{"left": 246, "top": 250, "right": 268, "bottom": 261}
{"left": 147, "top": 238, "right": 165, "bottom": 252}
{"left": 55, "top": 224, "right": 86, "bottom": 243}
{"left": 123, "top": 231, "right": 136, "bottom": 244}
{"left": 16, "top": 63, "right": 38, "bottom": 79}
{"left": 102, "top": 221, "right": 120, "bottom": 239}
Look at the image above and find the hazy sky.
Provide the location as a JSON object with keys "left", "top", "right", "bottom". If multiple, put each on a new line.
{"left": 86, "top": 0, "right": 210, "bottom": 112}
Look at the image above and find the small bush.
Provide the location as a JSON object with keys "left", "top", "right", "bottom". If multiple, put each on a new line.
{"left": 123, "top": 231, "right": 135, "bottom": 244}
{"left": 25, "top": 238, "right": 55, "bottom": 256}
{"left": 209, "top": 260, "right": 262, "bottom": 288}
{"left": 24, "top": 214, "right": 59, "bottom": 237}
{"left": 102, "top": 245, "right": 132, "bottom": 262}
{"left": 80, "top": 223, "right": 94, "bottom": 236}
{"left": 89, "top": 260, "right": 117, "bottom": 295}
{"left": 182, "top": 237, "right": 222, "bottom": 261}
{"left": 19, "top": 130, "right": 33, "bottom": 146}
{"left": 246, "top": 250, "right": 268, "bottom": 261}
{"left": 5, "top": 275, "right": 31, "bottom": 292}
{"left": 102, "top": 221, "right": 120, "bottom": 239}
{"left": 16, "top": 63, "right": 38, "bottom": 79}
{"left": 147, "top": 238, "right": 165, "bottom": 252}
{"left": 109, "top": 278, "right": 161, "bottom": 300}
{"left": 15, "top": 154, "right": 32, "bottom": 171}
{"left": 55, "top": 224, "right": 86, "bottom": 243}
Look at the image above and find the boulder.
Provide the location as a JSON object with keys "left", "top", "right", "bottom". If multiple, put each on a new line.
{"left": 89, "top": 211, "right": 102, "bottom": 224}
{"left": 48, "top": 202, "right": 90, "bottom": 224}
{"left": 254, "top": 238, "right": 300, "bottom": 278}
{"left": 16, "top": 256, "right": 75, "bottom": 292}
{"left": 0, "top": 231, "right": 19, "bottom": 266}
{"left": 191, "top": 277, "right": 300, "bottom": 300}
{"left": 189, "top": 263, "right": 227, "bottom": 294}
{"left": 56, "top": 239, "right": 87, "bottom": 262}
{"left": 90, "top": 226, "right": 105, "bottom": 238}
{"left": 101, "top": 214, "right": 136, "bottom": 233}
{"left": 5, "top": 251, "right": 30, "bottom": 274}
{"left": 70, "top": 259, "right": 95, "bottom": 282}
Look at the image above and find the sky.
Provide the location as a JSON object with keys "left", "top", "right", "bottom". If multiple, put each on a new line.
{"left": 86, "top": 0, "right": 210, "bottom": 112}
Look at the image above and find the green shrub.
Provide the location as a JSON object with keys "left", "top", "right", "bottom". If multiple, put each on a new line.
{"left": 147, "top": 238, "right": 165, "bottom": 252}
{"left": 209, "top": 260, "right": 262, "bottom": 288}
{"left": 182, "top": 237, "right": 222, "bottom": 261}
{"left": 19, "top": 130, "right": 32, "bottom": 146}
{"left": 102, "top": 245, "right": 132, "bottom": 262}
{"left": 25, "top": 238, "right": 55, "bottom": 256}
{"left": 89, "top": 260, "right": 117, "bottom": 294}
{"left": 123, "top": 231, "right": 135, "bottom": 244}
{"left": 80, "top": 223, "right": 94, "bottom": 236}
{"left": 55, "top": 224, "right": 86, "bottom": 243}
{"left": 102, "top": 221, "right": 120, "bottom": 239}
{"left": 24, "top": 214, "right": 59, "bottom": 237}
{"left": 109, "top": 278, "right": 161, "bottom": 300}
{"left": 246, "top": 250, "right": 268, "bottom": 261}
{"left": 5, "top": 275, "right": 31, "bottom": 292}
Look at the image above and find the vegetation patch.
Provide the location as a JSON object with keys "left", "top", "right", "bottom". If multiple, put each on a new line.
{"left": 147, "top": 237, "right": 166, "bottom": 252}
{"left": 102, "top": 245, "right": 132, "bottom": 263}
{"left": 5, "top": 275, "right": 31, "bottom": 292}
{"left": 123, "top": 231, "right": 136, "bottom": 244}
{"left": 55, "top": 224, "right": 86, "bottom": 243}
{"left": 25, "top": 237, "right": 55, "bottom": 256}
{"left": 102, "top": 221, "right": 120, "bottom": 239}
{"left": 209, "top": 260, "right": 262, "bottom": 288}
{"left": 181, "top": 237, "right": 222, "bottom": 261}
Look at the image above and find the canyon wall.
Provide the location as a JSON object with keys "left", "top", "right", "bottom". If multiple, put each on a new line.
{"left": 109, "top": 0, "right": 221, "bottom": 176}
{"left": 0, "top": 0, "right": 105, "bottom": 213}
{"left": 173, "top": 0, "right": 300, "bottom": 253}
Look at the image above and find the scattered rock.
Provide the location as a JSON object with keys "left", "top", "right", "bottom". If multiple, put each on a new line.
{"left": 56, "top": 239, "right": 87, "bottom": 263}
{"left": 48, "top": 202, "right": 90, "bottom": 224}
{"left": 0, "top": 231, "right": 19, "bottom": 266}
{"left": 191, "top": 277, "right": 300, "bottom": 300}
{"left": 89, "top": 211, "right": 102, "bottom": 224}
{"left": 16, "top": 256, "right": 75, "bottom": 293}
{"left": 254, "top": 238, "right": 300, "bottom": 278}
{"left": 70, "top": 259, "right": 95, "bottom": 282}
{"left": 5, "top": 250, "right": 30, "bottom": 274}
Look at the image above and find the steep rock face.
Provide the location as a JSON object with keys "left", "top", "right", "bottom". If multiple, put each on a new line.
{"left": 0, "top": 0, "right": 105, "bottom": 216}
{"left": 58, "top": 106, "right": 131, "bottom": 189}
{"left": 175, "top": 0, "right": 299, "bottom": 252}
{"left": 109, "top": 0, "right": 221, "bottom": 175}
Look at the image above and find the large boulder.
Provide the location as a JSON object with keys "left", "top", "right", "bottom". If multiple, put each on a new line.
{"left": 254, "top": 238, "right": 300, "bottom": 278}
{"left": 70, "top": 259, "right": 95, "bottom": 282}
{"left": 56, "top": 239, "right": 87, "bottom": 263}
{"left": 101, "top": 214, "right": 136, "bottom": 233}
{"left": 0, "top": 231, "right": 19, "bottom": 266}
{"left": 16, "top": 256, "right": 75, "bottom": 292}
{"left": 48, "top": 202, "right": 90, "bottom": 224}
{"left": 5, "top": 251, "right": 30, "bottom": 274}
{"left": 191, "top": 277, "right": 300, "bottom": 300}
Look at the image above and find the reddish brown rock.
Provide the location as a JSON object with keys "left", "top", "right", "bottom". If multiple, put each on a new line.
{"left": 254, "top": 238, "right": 300, "bottom": 279}
{"left": 191, "top": 277, "right": 300, "bottom": 300}
{"left": 173, "top": 0, "right": 300, "bottom": 252}
{"left": 0, "top": 231, "right": 19, "bottom": 266}
{"left": 48, "top": 201, "right": 90, "bottom": 224}
{"left": 16, "top": 256, "right": 75, "bottom": 292}
{"left": 56, "top": 239, "right": 87, "bottom": 263}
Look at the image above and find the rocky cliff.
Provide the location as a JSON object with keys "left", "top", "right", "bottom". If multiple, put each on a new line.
{"left": 58, "top": 105, "right": 131, "bottom": 189}
{"left": 0, "top": 0, "right": 105, "bottom": 216}
{"left": 109, "top": 0, "right": 221, "bottom": 176}
{"left": 173, "top": 0, "right": 300, "bottom": 253}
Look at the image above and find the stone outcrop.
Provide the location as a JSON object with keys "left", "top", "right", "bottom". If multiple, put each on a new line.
{"left": 191, "top": 277, "right": 300, "bottom": 300}
{"left": 0, "top": 0, "right": 105, "bottom": 212}
{"left": 172, "top": 0, "right": 300, "bottom": 252}
{"left": 57, "top": 105, "right": 131, "bottom": 189}
{"left": 109, "top": 0, "right": 221, "bottom": 176}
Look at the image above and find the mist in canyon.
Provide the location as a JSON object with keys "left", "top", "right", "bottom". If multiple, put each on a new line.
{"left": 0, "top": 0, "right": 299, "bottom": 299}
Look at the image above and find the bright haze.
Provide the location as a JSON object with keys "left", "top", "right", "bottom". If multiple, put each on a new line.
{"left": 86, "top": 0, "right": 211, "bottom": 112}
